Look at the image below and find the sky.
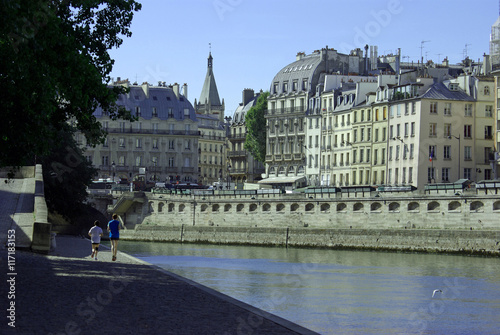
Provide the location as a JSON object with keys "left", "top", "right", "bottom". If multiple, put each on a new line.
{"left": 109, "top": 0, "right": 498, "bottom": 116}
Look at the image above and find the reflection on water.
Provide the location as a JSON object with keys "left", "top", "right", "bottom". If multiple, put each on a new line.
{"left": 119, "top": 241, "right": 500, "bottom": 335}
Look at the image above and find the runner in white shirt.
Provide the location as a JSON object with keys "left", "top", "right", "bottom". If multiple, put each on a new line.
{"left": 88, "top": 221, "right": 103, "bottom": 260}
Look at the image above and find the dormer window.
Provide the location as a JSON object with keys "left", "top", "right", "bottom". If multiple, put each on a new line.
{"left": 449, "top": 83, "right": 459, "bottom": 91}
{"left": 337, "top": 96, "right": 343, "bottom": 105}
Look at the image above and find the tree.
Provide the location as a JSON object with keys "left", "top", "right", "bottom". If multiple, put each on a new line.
{"left": 40, "top": 122, "right": 98, "bottom": 220}
{"left": 244, "top": 92, "right": 268, "bottom": 163}
{"left": 0, "top": 0, "right": 141, "bottom": 170}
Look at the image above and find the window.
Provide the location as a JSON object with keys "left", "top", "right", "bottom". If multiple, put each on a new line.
{"left": 408, "top": 167, "right": 413, "bottom": 183}
{"left": 443, "top": 145, "right": 451, "bottom": 159}
{"left": 169, "top": 140, "right": 175, "bottom": 150}
{"left": 429, "top": 145, "right": 436, "bottom": 161}
{"left": 136, "top": 138, "right": 142, "bottom": 148}
{"left": 430, "top": 102, "right": 437, "bottom": 114}
{"left": 429, "top": 123, "right": 437, "bottom": 137}
{"left": 411, "top": 122, "right": 415, "bottom": 137}
{"left": 135, "top": 106, "right": 141, "bottom": 117}
{"left": 428, "top": 167, "right": 435, "bottom": 182}
{"left": 464, "top": 146, "right": 472, "bottom": 160}
{"left": 444, "top": 123, "right": 451, "bottom": 137}
{"left": 119, "top": 138, "right": 125, "bottom": 147}
{"left": 485, "top": 105, "right": 493, "bottom": 118}
{"left": 485, "top": 126, "right": 493, "bottom": 139}
{"left": 168, "top": 157, "right": 174, "bottom": 167}
{"left": 184, "top": 108, "right": 190, "bottom": 119}
{"left": 464, "top": 168, "right": 471, "bottom": 180}
{"left": 410, "top": 143, "right": 414, "bottom": 159}
{"left": 168, "top": 108, "right": 174, "bottom": 118}
{"left": 152, "top": 139, "right": 158, "bottom": 149}
{"left": 484, "top": 86, "right": 490, "bottom": 95}
{"left": 442, "top": 168, "right": 450, "bottom": 182}
{"left": 152, "top": 107, "right": 158, "bottom": 117}
{"left": 465, "top": 104, "right": 472, "bottom": 117}
{"left": 464, "top": 125, "right": 472, "bottom": 138}
{"left": 404, "top": 123, "right": 409, "bottom": 137}
{"left": 444, "top": 103, "right": 451, "bottom": 115}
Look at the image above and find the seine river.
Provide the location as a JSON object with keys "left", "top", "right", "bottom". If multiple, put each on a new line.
{"left": 118, "top": 241, "right": 500, "bottom": 334}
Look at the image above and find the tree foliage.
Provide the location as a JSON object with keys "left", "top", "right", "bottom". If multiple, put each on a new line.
{"left": 244, "top": 92, "right": 268, "bottom": 163}
{"left": 40, "top": 122, "right": 97, "bottom": 220}
{"left": 0, "top": 0, "right": 141, "bottom": 168}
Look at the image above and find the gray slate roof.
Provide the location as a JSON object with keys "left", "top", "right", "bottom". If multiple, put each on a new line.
{"left": 199, "top": 52, "right": 222, "bottom": 107}
{"left": 420, "top": 82, "right": 475, "bottom": 101}
{"left": 231, "top": 93, "right": 261, "bottom": 124}
{"left": 94, "top": 85, "right": 197, "bottom": 121}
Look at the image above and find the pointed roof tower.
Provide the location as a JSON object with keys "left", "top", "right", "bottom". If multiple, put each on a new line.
{"left": 196, "top": 48, "right": 225, "bottom": 122}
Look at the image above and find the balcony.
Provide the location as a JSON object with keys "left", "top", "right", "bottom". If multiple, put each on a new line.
{"left": 181, "top": 167, "right": 195, "bottom": 173}
{"left": 284, "top": 154, "right": 292, "bottom": 161}
{"left": 228, "top": 150, "right": 247, "bottom": 157}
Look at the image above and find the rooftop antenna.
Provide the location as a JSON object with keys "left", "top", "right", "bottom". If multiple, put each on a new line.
{"left": 420, "top": 40, "right": 430, "bottom": 72}
{"left": 436, "top": 53, "right": 442, "bottom": 63}
{"left": 463, "top": 43, "right": 471, "bottom": 59}
{"left": 209, "top": 42, "right": 211, "bottom": 53}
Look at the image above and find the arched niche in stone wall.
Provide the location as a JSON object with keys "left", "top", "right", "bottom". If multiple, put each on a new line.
{"left": 148, "top": 201, "right": 154, "bottom": 213}
{"left": 237, "top": 204, "right": 244, "bottom": 212}
{"left": 388, "top": 202, "right": 400, "bottom": 212}
{"left": 224, "top": 204, "right": 232, "bottom": 212}
{"left": 470, "top": 201, "right": 484, "bottom": 212}
{"left": 276, "top": 203, "right": 285, "bottom": 212}
{"left": 305, "top": 203, "right": 314, "bottom": 212}
{"left": 263, "top": 203, "right": 271, "bottom": 212}
{"left": 158, "top": 202, "right": 164, "bottom": 213}
{"left": 337, "top": 203, "right": 347, "bottom": 212}
{"left": 212, "top": 204, "right": 220, "bottom": 212}
{"left": 291, "top": 203, "right": 299, "bottom": 212}
{"left": 320, "top": 203, "right": 330, "bottom": 213}
{"left": 168, "top": 203, "right": 174, "bottom": 212}
{"left": 353, "top": 202, "right": 363, "bottom": 212}
{"left": 448, "top": 201, "right": 461, "bottom": 211}
{"left": 371, "top": 202, "right": 382, "bottom": 211}
{"left": 427, "top": 201, "right": 440, "bottom": 211}
{"left": 201, "top": 204, "right": 208, "bottom": 212}
{"left": 179, "top": 204, "right": 185, "bottom": 212}
{"left": 249, "top": 203, "right": 257, "bottom": 212}
{"left": 493, "top": 201, "right": 500, "bottom": 211}
{"left": 408, "top": 202, "right": 419, "bottom": 211}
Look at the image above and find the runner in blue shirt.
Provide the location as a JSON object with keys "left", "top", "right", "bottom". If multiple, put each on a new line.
{"left": 107, "top": 213, "right": 121, "bottom": 261}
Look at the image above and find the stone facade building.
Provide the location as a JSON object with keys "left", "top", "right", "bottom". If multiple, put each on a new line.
{"left": 81, "top": 80, "right": 199, "bottom": 183}
{"left": 228, "top": 89, "right": 266, "bottom": 184}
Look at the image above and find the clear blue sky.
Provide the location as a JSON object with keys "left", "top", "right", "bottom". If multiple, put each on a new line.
{"left": 109, "top": 0, "right": 497, "bottom": 116}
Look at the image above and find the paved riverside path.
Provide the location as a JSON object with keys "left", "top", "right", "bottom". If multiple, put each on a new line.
{"left": 0, "top": 180, "right": 319, "bottom": 335}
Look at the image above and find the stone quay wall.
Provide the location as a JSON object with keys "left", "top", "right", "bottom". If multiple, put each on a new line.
{"left": 120, "top": 226, "right": 500, "bottom": 256}
{"left": 114, "top": 191, "right": 500, "bottom": 255}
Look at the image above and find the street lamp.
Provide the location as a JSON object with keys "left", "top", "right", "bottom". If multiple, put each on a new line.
{"left": 448, "top": 134, "right": 461, "bottom": 180}
{"left": 226, "top": 163, "right": 231, "bottom": 190}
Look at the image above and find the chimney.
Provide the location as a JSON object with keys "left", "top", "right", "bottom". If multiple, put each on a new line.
{"left": 173, "top": 83, "right": 179, "bottom": 98}
{"left": 182, "top": 83, "right": 188, "bottom": 100}
{"left": 242, "top": 89, "right": 254, "bottom": 106}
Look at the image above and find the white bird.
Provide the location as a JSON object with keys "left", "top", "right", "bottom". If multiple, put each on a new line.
{"left": 432, "top": 289, "right": 442, "bottom": 298}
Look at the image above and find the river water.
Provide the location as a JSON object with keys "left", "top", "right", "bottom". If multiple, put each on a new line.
{"left": 118, "top": 241, "right": 500, "bottom": 335}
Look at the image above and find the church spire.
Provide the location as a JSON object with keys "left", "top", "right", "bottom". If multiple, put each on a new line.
{"left": 196, "top": 46, "right": 224, "bottom": 121}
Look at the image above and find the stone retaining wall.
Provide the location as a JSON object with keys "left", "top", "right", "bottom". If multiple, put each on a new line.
{"left": 120, "top": 226, "right": 500, "bottom": 256}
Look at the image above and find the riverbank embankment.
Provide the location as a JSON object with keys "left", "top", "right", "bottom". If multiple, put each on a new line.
{"left": 120, "top": 226, "right": 500, "bottom": 256}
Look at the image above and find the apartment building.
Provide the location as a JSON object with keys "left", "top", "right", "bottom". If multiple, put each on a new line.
{"left": 265, "top": 47, "right": 367, "bottom": 188}
{"left": 197, "top": 113, "right": 226, "bottom": 186}
{"left": 82, "top": 80, "right": 199, "bottom": 183}
{"left": 228, "top": 89, "right": 265, "bottom": 184}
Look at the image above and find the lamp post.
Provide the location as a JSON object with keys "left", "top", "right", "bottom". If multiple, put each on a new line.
{"left": 448, "top": 134, "right": 460, "bottom": 180}
{"left": 226, "top": 163, "right": 231, "bottom": 190}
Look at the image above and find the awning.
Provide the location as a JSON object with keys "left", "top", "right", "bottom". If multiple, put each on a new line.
{"left": 258, "top": 176, "right": 307, "bottom": 184}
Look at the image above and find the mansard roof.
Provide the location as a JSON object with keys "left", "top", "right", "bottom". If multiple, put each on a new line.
{"left": 199, "top": 52, "right": 222, "bottom": 107}
{"left": 270, "top": 53, "right": 322, "bottom": 94}
{"left": 93, "top": 84, "right": 197, "bottom": 121}
{"left": 420, "top": 82, "right": 475, "bottom": 101}
{"left": 231, "top": 92, "right": 261, "bottom": 125}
